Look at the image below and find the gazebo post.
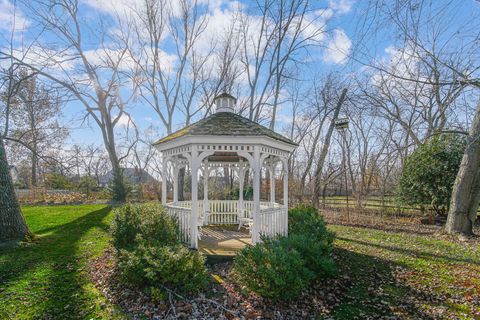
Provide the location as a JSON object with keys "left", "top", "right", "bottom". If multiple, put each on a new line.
{"left": 162, "top": 156, "right": 167, "bottom": 205}
{"left": 252, "top": 148, "right": 261, "bottom": 244}
{"left": 203, "top": 161, "right": 209, "bottom": 225}
{"left": 283, "top": 159, "right": 289, "bottom": 236}
{"left": 283, "top": 160, "right": 288, "bottom": 207}
{"left": 173, "top": 159, "right": 179, "bottom": 204}
{"left": 238, "top": 161, "right": 245, "bottom": 220}
{"left": 190, "top": 146, "right": 199, "bottom": 248}
{"left": 269, "top": 160, "right": 275, "bottom": 206}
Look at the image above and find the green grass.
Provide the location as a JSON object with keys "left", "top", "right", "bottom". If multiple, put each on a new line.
{"left": 0, "top": 204, "right": 123, "bottom": 319}
{"left": 329, "top": 224, "right": 480, "bottom": 319}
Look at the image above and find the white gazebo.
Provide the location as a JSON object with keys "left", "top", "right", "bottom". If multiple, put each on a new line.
{"left": 153, "top": 93, "right": 297, "bottom": 249}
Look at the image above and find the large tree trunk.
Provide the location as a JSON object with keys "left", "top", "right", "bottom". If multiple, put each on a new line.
{"left": 0, "top": 136, "right": 31, "bottom": 241}
{"left": 313, "top": 88, "right": 348, "bottom": 208}
{"left": 445, "top": 100, "right": 480, "bottom": 235}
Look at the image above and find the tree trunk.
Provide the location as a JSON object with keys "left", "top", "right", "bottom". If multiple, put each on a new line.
{"left": 445, "top": 100, "right": 480, "bottom": 235}
{"left": 313, "top": 88, "right": 348, "bottom": 208}
{"left": 0, "top": 136, "right": 31, "bottom": 241}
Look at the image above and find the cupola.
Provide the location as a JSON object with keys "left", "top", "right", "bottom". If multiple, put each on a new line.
{"left": 214, "top": 92, "right": 236, "bottom": 113}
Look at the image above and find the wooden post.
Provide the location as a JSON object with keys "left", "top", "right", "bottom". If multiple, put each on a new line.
{"left": 162, "top": 156, "right": 167, "bottom": 205}
{"left": 239, "top": 162, "right": 245, "bottom": 219}
{"left": 270, "top": 161, "right": 275, "bottom": 205}
{"left": 283, "top": 158, "right": 289, "bottom": 236}
{"left": 173, "top": 159, "right": 179, "bottom": 204}
{"left": 252, "top": 148, "right": 261, "bottom": 244}
{"left": 283, "top": 161, "right": 288, "bottom": 207}
{"left": 203, "top": 162, "right": 209, "bottom": 224}
{"left": 190, "top": 146, "right": 199, "bottom": 248}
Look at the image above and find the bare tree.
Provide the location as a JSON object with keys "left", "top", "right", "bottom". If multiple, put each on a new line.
{"left": 128, "top": 0, "right": 211, "bottom": 132}
{"left": 359, "top": 0, "right": 480, "bottom": 234}
{"left": 0, "top": 18, "right": 32, "bottom": 240}
{"left": 239, "top": 0, "right": 328, "bottom": 126}
{"left": 3, "top": 0, "right": 137, "bottom": 201}
{"left": 8, "top": 69, "right": 67, "bottom": 186}
{"left": 312, "top": 87, "right": 347, "bottom": 207}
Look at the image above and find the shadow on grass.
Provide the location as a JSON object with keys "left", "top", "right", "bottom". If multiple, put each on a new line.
{"left": 0, "top": 206, "right": 112, "bottom": 319}
{"left": 332, "top": 247, "right": 441, "bottom": 320}
{"left": 337, "top": 236, "right": 479, "bottom": 265}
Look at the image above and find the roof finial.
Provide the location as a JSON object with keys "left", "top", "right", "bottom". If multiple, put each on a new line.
{"left": 214, "top": 92, "right": 236, "bottom": 113}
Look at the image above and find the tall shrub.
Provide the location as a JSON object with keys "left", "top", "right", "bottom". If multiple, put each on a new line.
{"left": 397, "top": 134, "right": 466, "bottom": 215}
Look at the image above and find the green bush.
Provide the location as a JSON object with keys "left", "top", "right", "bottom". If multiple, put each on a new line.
{"left": 118, "top": 243, "right": 208, "bottom": 294}
{"left": 396, "top": 134, "right": 466, "bottom": 215}
{"left": 111, "top": 203, "right": 179, "bottom": 251}
{"left": 288, "top": 204, "right": 335, "bottom": 243}
{"left": 233, "top": 205, "right": 337, "bottom": 300}
{"left": 288, "top": 205, "right": 336, "bottom": 277}
{"left": 111, "top": 203, "right": 208, "bottom": 294}
{"left": 233, "top": 237, "right": 313, "bottom": 300}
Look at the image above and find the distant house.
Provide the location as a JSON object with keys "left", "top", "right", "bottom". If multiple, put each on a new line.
{"left": 99, "top": 168, "right": 157, "bottom": 187}
{"left": 9, "top": 165, "right": 19, "bottom": 183}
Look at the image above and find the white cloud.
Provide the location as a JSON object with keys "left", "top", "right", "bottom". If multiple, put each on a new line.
{"left": 328, "top": 0, "right": 353, "bottom": 15}
{"left": 81, "top": 0, "right": 142, "bottom": 18}
{"left": 116, "top": 114, "right": 133, "bottom": 127}
{"left": 323, "top": 29, "right": 351, "bottom": 64}
{"left": 0, "top": 0, "right": 29, "bottom": 31}
{"left": 370, "top": 45, "right": 423, "bottom": 88}
{"left": 81, "top": 0, "right": 192, "bottom": 21}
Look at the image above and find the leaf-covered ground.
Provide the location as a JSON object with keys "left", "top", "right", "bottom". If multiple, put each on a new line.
{"left": 329, "top": 224, "right": 480, "bottom": 319}
{"left": 1, "top": 204, "right": 479, "bottom": 319}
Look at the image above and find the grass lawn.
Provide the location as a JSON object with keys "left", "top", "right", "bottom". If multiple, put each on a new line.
{"left": 1, "top": 204, "right": 479, "bottom": 319}
{"left": 330, "top": 225, "right": 480, "bottom": 319}
{"left": 0, "top": 204, "right": 122, "bottom": 319}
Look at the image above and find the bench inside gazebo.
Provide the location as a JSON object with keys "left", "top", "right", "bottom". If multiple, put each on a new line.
{"left": 153, "top": 93, "right": 297, "bottom": 251}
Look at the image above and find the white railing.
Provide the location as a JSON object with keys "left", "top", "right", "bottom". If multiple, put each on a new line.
{"left": 167, "top": 200, "right": 277, "bottom": 225}
{"left": 164, "top": 200, "right": 288, "bottom": 245}
{"left": 258, "top": 205, "right": 288, "bottom": 238}
{"left": 164, "top": 204, "right": 191, "bottom": 244}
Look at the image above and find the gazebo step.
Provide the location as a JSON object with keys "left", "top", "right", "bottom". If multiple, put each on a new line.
{"left": 198, "top": 226, "right": 251, "bottom": 262}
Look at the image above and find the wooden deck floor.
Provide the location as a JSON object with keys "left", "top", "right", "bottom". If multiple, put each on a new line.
{"left": 198, "top": 226, "right": 252, "bottom": 256}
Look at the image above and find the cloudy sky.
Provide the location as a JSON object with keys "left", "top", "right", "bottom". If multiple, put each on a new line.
{"left": 0, "top": 0, "right": 477, "bottom": 149}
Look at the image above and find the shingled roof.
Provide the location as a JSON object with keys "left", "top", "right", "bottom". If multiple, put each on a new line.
{"left": 153, "top": 112, "right": 297, "bottom": 146}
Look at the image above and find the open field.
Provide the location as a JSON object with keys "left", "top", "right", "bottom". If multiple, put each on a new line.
{"left": 1, "top": 204, "right": 479, "bottom": 319}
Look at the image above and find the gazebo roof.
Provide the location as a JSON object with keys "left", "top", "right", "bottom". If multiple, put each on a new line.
{"left": 153, "top": 112, "right": 297, "bottom": 146}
